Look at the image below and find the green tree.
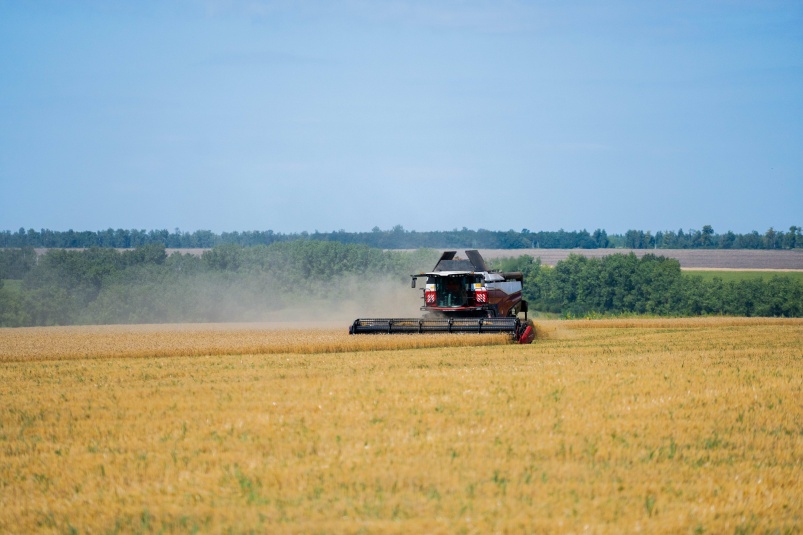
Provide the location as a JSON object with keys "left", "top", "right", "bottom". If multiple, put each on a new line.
{"left": 784, "top": 226, "right": 800, "bottom": 249}
{"left": 0, "top": 247, "right": 37, "bottom": 279}
{"left": 701, "top": 225, "right": 714, "bottom": 247}
{"left": 764, "top": 228, "right": 777, "bottom": 249}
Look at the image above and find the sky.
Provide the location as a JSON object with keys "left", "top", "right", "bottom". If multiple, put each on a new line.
{"left": 1, "top": 1, "right": 801, "bottom": 236}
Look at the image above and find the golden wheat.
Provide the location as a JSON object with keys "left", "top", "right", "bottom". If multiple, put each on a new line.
{"left": 0, "top": 318, "right": 800, "bottom": 533}
{"left": 0, "top": 322, "right": 511, "bottom": 363}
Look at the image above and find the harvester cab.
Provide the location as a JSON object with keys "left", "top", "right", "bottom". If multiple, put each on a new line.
{"left": 411, "top": 249, "right": 528, "bottom": 320}
{"left": 350, "top": 250, "right": 535, "bottom": 344}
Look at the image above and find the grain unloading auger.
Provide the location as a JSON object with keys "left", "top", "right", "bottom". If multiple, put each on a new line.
{"left": 349, "top": 250, "right": 535, "bottom": 344}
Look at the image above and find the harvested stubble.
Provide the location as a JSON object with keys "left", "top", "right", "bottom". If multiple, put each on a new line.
{"left": 0, "top": 318, "right": 801, "bottom": 534}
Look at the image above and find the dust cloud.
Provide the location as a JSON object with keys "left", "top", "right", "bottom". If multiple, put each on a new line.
{"left": 237, "top": 274, "right": 424, "bottom": 326}
{"left": 123, "top": 272, "right": 427, "bottom": 328}
{"left": 11, "top": 246, "right": 443, "bottom": 328}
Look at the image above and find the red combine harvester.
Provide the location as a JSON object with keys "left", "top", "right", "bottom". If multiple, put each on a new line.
{"left": 349, "top": 250, "right": 535, "bottom": 344}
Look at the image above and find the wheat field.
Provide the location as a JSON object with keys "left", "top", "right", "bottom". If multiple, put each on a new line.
{"left": 0, "top": 322, "right": 512, "bottom": 363}
{"left": 0, "top": 318, "right": 801, "bottom": 533}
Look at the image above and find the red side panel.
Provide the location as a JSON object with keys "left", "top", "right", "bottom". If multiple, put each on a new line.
{"left": 518, "top": 325, "right": 535, "bottom": 344}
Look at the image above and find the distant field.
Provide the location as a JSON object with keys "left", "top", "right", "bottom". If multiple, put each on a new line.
{"left": 1, "top": 319, "right": 800, "bottom": 533}
{"left": 479, "top": 248, "right": 803, "bottom": 270}
{"left": 684, "top": 270, "right": 803, "bottom": 283}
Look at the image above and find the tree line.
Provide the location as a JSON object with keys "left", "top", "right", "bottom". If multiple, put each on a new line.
{"left": 1, "top": 225, "right": 800, "bottom": 250}
{"left": 492, "top": 254, "right": 802, "bottom": 318}
{"left": 1, "top": 243, "right": 801, "bottom": 327}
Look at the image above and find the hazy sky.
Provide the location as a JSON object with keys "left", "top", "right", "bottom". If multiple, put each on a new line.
{"left": 1, "top": 1, "right": 801, "bottom": 235}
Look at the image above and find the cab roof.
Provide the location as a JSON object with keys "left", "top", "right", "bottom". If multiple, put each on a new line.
{"left": 432, "top": 250, "right": 489, "bottom": 273}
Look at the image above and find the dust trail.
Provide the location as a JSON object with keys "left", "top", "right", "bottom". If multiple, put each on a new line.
{"left": 26, "top": 247, "right": 441, "bottom": 327}
{"left": 241, "top": 274, "right": 426, "bottom": 326}
{"left": 79, "top": 271, "right": 427, "bottom": 327}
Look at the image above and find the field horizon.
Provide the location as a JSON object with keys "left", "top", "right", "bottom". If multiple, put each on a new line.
{"left": 18, "top": 247, "right": 803, "bottom": 271}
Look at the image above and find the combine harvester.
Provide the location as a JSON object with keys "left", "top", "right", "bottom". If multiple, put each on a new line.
{"left": 349, "top": 250, "right": 535, "bottom": 344}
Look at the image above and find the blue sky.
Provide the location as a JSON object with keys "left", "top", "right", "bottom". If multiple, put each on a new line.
{"left": 1, "top": 1, "right": 800, "bottom": 235}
